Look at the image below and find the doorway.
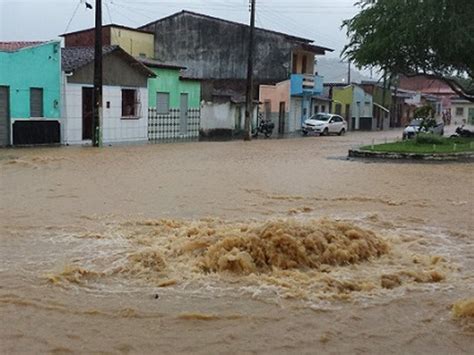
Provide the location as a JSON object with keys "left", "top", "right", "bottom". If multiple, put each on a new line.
{"left": 180, "top": 93, "right": 189, "bottom": 135}
{"left": 82, "top": 87, "right": 94, "bottom": 140}
{"left": 278, "top": 102, "right": 286, "bottom": 135}
{"left": 0, "top": 86, "right": 10, "bottom": 146}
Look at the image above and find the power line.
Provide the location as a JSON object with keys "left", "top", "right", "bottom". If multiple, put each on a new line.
{"left": 64, "top": 0, "right": 82, "bottom": 34}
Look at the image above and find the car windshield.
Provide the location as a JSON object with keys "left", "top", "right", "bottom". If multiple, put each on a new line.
{"left": 310, "top": 114, "right": 331, "bottom": 122}
{"left": 409, "top": 120, "right": 422, "bottom": 127}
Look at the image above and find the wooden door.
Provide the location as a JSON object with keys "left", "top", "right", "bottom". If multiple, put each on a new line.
{"left": 82, "top": 87, "right": 94, "bottom": 140}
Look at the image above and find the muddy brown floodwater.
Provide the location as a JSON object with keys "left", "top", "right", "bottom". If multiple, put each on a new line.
{"left": 1, "top": 131, "right": 473, "bottom": 354}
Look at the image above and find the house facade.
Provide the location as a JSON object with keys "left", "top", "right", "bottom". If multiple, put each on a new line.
{"left": 329, "top": 84, "right": 374, "bottom": 131}
{"left": 140, "top": 10, "right": 332, "bottom": 136}
{"left": 139, "top": 58, "right": 201, "bottom": 140}
{"left": 0, "top": 41, "right": 61, "bottom": 146}
{"left": 451, "top": 97, "right": 474, "bottom": 126}
{"left": 61, "top": 46, "right": 155, "bottom": 145}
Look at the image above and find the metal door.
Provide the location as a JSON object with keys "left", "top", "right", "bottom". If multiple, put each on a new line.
{"left": 0, "top": 86, "right": 10, "bottom": 146}
{"left": 180, "top": 93, "right": 188, "bottom": 135}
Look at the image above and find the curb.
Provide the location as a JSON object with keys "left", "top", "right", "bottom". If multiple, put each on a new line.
{"left": 348, "top": 149, "right": 474, "bottom": 162}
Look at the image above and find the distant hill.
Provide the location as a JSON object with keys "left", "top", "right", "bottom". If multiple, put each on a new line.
{"left": 316, "top": 57, "right": 372, "bottom": 84}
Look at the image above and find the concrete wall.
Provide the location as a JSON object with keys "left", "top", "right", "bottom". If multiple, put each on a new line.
{"left": 142, "top": 12, "right": 297, "bottom": 81}
{"left": 110, "top": 27, "right": 154, "bottom": 58}
{"left": 0, "top": 42, "right": 61, "bottom": 120}
{"left": 67, "top": 52, "right": 149, "bottom": 87}
{"left": 148, "top": 68, "right": 201, "bottom": 109}
{"left": 62, "top": 83, "right": 148, "bottom": 145}
{"left": 200, "top": 101, "right": 257, "bottom": 133}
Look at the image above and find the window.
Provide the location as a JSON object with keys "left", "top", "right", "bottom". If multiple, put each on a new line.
{"left": 335, "top": 103, "right": 342, "bottom": 115}
{"left": 122, "top": 89, "right": 137, "bottom": 117}
{"left": 30, "top": 88, "right": 43, "bottom": 117}
{"left": 321, "top": 105, "right": 326, "bottom": 113}
{"left": 156, "top": 92, "right": 170, "bottom": 114}
{"left": 456, "top": 107, "right": 464, "bottom": 116}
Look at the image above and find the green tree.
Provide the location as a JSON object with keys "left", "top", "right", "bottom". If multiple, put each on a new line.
{"left": 343, "top": 0, "right": 474, "bottom": 101}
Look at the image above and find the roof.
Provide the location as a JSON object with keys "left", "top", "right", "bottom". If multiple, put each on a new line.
{"left": 139, "top": 10, "right": 333, "bottom": 53}
{"left": 0, "top": 41, "right": 46, "bottom": 52}
{"left": 61, "top": 46, "right": 156, "bottom": 77}
{"left": 136, "top": 57, "right": 186, "bottom": 70}
{"left": 60, "top": 24, "right": 154, "bottom": 37}
{"left": 399, "top": 75, "right": 455, "bottom": 95}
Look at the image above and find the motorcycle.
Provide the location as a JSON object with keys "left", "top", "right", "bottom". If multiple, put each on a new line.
{"left": 450, "top": 125, "right": 474, "bottom": 138}
{"left": 253, "top": 119, "right": 275, "bottom": 138}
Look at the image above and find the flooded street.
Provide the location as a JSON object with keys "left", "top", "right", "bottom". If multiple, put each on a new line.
{"left": 1, "top": 131, "right": 473, "bottom": 354}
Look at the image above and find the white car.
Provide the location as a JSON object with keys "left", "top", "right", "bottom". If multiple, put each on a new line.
{"left": 302, "top": 113, "right": 347, "bottom": 136}
{"left": 402, "top": 118, "right": 445, "bottom": 139}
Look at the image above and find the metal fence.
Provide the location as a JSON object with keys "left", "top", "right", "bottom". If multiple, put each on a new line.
{"left": 148, "top": 108, "right": 200, "bottom": 143}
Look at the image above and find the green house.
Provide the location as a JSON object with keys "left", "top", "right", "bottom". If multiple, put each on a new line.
{"left": 139, "top": 58, "right": 201, "bottom": 141}
{"left": 0, "top": 41, "right": 61, "bottom": 146}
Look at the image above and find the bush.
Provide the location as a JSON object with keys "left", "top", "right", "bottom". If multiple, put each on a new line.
{"left": 415, "top": 133, "right": 445, "bottom": 145}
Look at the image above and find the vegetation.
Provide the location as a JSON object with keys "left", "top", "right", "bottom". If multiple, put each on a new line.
{"left": 343, "top": 0, "right": 474, "bottom": 101}
{"left": 361, "top": 137, "right": 474, "bottom": 154}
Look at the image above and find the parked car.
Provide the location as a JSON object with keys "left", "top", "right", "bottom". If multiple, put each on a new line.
{"left": 302, "top": 113, "right": 347, "bottom": 136}
{"left": 403, "top": 118, "right": 444, "bottom": 139}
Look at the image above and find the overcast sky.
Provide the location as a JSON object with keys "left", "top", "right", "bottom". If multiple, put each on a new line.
{"left": 0, "top": 0, "right": 359, "bottom": 58}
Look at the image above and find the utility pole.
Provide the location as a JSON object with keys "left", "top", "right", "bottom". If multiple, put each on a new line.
{"left": 93, "top": 0, "right": 103, "bottom": 147}
{"left": 347, "top": 60, "right": 351, "bottom": 84}
{"left": 244, "top": 0, "right": 256, "bottom": 141}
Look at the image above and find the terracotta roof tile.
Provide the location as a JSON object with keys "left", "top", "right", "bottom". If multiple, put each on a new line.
{"left": 0, "top": 41, "right": 45, "bottom": 52}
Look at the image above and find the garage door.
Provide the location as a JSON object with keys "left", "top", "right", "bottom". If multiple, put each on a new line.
{"left": 0, "top": 86, "right": 10, "bottom": 146}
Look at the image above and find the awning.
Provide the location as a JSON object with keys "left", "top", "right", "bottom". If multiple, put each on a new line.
{"left": 374, "top": 102, "right": 390, "bottom": 113}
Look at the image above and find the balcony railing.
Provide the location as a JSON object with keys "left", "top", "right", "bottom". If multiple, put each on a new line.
{"left": 291, "top": 74, "right": 324, "bottom": 96}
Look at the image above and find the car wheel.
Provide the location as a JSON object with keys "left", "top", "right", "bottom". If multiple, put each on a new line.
{"left": 338, "top": 128, "right": 346, "bottom": 136}
{"left": 302, "top": 130, "right": 308, "bottom": 136}
{"left": 322, "top": 128, "right": 329, "bottom": 136}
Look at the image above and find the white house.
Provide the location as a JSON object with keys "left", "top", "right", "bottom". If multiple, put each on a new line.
{"left": 451, "top": 97, "right": 474, "bottom": 126}
{"left": 61, "top": 46, "right": 155, "bottom": 145}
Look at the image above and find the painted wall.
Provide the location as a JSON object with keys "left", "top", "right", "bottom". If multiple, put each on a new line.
{"left": 63, "top": 83, "right": 148, "bottom": 144}
{"left": 290, "top": 74, "right": 324, "bottom": 96}
{"left": 0, "top": 41, "right": 61, "bottom": 120}
{"left": 110, "top": 27, "right": 154, "bottom": 58}
{"left": 259, "top": 80, "right": 291, "bottom": 113}
{"left": 332, "top": 86, "right": 353, "bottom": 117}
{"left": 451, "top": 101, "right": 474, "bottom": 126}
{"left": 148, "top": 68, "right": 201, "bottom": 108}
